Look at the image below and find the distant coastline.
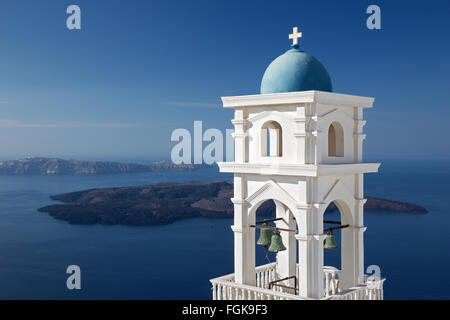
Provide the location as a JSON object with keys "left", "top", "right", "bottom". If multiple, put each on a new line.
{"left": 0, "top": 157, "right": 194, "bottom": 175}
{"left": 38, "top": 180, "right": 429, "bottom": 226}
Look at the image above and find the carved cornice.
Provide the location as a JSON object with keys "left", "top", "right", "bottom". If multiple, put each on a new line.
{"left": 217, "top": 162, "right": 381, "bottom": 177}
{"left": 231, "top": 132, "right": 247, "bottom": 139}
{"left": 221, "top": 91, "right": 375, "bottom": 109}
{"left": 295, "top": 233, "right": 326, "bottom": 242}
{"left": 231, "top": 119, "right": 246, "bottom": 125}
{"left": 230, "top": 198, "right": 248, "bottom": 206}
{"left": 231, "top": 225, "right": 250, "bottom": 233}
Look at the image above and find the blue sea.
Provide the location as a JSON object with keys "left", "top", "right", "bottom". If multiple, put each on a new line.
{"left": 0, "top": 159, "right": 448, "bottom": 299}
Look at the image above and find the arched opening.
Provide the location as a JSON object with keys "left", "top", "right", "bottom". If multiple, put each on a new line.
{"left": 323, "top": 199, "right": 353, "bottom": 295}
{"left": 261, "top": 121, "right": 282, "bottom": 157}
{"left": 328, "top": 122, "right": 344, "bottom": 157}
{"left": 251, "top": 199, "right": 298, "bottom": 295}
{"left": 323, "top": 201, "right": 343, "bottom": 268}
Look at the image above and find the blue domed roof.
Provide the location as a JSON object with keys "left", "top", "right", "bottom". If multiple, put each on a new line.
{"left": 261, "top": 45, "right": 332, "bottom": 94}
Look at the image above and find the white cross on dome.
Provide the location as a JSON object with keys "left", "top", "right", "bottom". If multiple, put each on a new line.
{"left": 289, "top": 27, "right": 302, "bottom": 46}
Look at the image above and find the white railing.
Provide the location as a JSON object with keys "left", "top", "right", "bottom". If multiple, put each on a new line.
{"left": 255, "top": 262, "right": 277, "bottom": 289}
{"left": 210, "top": 263, "right": 385, "bottom": 300}
{"left": 211, "top": 279, "right": 309, "bottom": 300}
{"left": 323, "top": 266, "right": 342, "bottom": 297}
{"left": 326, "top": 278, "right": 385, "bottom": 300}
{"left": 211, "top": 262, "right": 306, "bottom": 300}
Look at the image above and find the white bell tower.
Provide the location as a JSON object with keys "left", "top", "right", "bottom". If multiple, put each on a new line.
{"left": 211, "top": 27, "right": 384, "bottom": 300}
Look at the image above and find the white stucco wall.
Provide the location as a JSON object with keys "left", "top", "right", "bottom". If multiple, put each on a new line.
{"left": 243, "top": 101, "right": 363, "bottom": 166}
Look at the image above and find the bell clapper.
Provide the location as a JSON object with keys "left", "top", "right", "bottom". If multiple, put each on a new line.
{"left": 263, "top": 245, "right": 270, "bottom": 263}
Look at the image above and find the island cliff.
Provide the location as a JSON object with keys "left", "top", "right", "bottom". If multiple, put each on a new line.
{"left": 0, "top": 157, "right": 193, "bottom": 175}
{"left": 38, "top": 180, "right": 428, "bottom": 226}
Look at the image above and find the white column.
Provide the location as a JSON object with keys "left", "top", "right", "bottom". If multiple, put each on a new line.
{"left": 341, "top": 174, "right": 366, "bottom": 288}
{"left": 354, "top": 173, "right": 366, "bottom": 284}
{"left": 353, "top": 107, "right": 366, "bottom": 163}
{"left": 231, "top": 174, "right": 255, "bottom": 286}
{"left": 274, "top": 203, "right": 296, "bottom": 291}
{"left": 295, "top": 204, "right": 324, "bottom": 299}
{"left": 354, "top": 224, "right": 367, "bottom": 284}
{"left": 294, "top": 104, "right": 307, "bottom": 164}
{"left": 341, "top": 222, "right": 356, "bottom": 289}
{"left": 311, "top": 103, "right": 320, "bottom": 165}
{"left": 231, "top": 108, "right": 247, "bottom": 163}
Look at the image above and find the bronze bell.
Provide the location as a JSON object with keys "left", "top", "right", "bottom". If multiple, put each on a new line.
{"left": 257, "top": 223, "right": 272, "bottom": 246}
{"left": 268, "top": 230, "right": 286, "bottom": 252}
{"left": 323, "top": 231, "right": 338, "bottom": 249}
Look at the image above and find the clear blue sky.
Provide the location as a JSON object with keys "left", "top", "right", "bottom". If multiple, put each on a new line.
{"left": 0, "top": 0, "right": 449, "bottom": 161}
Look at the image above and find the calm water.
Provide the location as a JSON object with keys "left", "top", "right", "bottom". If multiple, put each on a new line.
{"left": 0, "top": 159, "right": 448, "bottom": 299}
